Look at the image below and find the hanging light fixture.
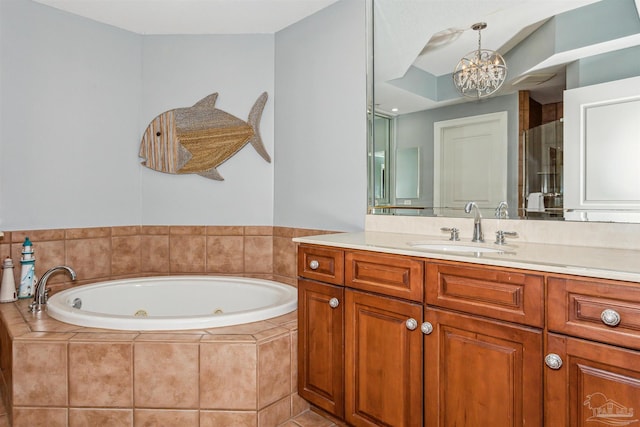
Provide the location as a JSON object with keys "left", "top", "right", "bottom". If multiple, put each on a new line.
{"left": 453, "top": 22, "right": 507, "bottom": 98}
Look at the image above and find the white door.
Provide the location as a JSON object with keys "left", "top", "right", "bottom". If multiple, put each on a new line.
{"left": 434, "top": 112, "right": 508, "bottom": 216}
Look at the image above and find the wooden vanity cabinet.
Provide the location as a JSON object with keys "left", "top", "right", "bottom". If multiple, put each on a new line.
{"left": 545, "top": 333, "right": 640, "bottom": 426}
{"left": 298, "top": 243, "right": 640, "bottom": 427}
{"left": 298, "top": 278, "right": 345, "bottom": 417}
{"left": 345, "top": 289, "right": 423, "bottom": 427}
{"left": 424, "top": 261, "right": 544, "bottom": 427}
{"left": 343, "top": 250, "right": 424, "bottom": 426}
{"left": 297, "top": 245, "right": 345, "bottom": 416}
{"left": 545, "top": 275, "right": 640, "bottom": 427}
{"left": 298, "top": 245, "right": 425, "bottom": 426}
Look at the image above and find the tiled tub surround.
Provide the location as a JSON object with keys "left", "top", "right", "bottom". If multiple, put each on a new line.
{"left": 0, "top": 301, "right": 306, "bottom": 427}
{"left": 0, "top": 225, "right": 335, "bottom": 427}
{"left": 0, "top": 226, "right": 335, "bottom": 293}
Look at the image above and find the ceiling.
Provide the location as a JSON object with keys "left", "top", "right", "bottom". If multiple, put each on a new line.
{"left": 375, "top": 0, "right": 640, "bottom": 114}
{"left": 32, "top": 0, "right": 339, "bottom": 34}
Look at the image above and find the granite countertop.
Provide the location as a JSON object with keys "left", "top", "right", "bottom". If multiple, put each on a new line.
{"left": 293, "top": 231, "right": 640, "bottom": 283}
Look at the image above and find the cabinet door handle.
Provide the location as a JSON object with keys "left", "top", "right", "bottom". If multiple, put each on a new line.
{"left": 544, "top": 353, "right": 563, "bottom": 370}
{"left": 600, "top": 309, "right": 621, "bottom": 327}
{"left": 421, "top": 322, "right": 433, "bottom": 335}
{"left": 309, "top": 260, "right": 320, "bottom": 270}
{"left": 328, "top": 297, "right": 340, "bottom": 308}
{"left": 406, "top": 318, "right": 418, "bottom": 330}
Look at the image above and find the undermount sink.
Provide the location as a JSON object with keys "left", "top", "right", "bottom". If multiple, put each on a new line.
{"left": 408, "top": 242, "right": 504, "bottom": 254}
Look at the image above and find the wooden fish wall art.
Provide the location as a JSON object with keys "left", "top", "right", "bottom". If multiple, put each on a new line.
{"left": 139, "top": 92, "right": 270, "bottom": 181}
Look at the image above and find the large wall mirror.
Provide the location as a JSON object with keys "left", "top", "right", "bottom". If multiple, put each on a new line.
{"left": 367, "top": 0, "right": 640, "bottom": 222}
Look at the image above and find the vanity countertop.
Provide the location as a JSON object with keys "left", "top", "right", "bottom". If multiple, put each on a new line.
{"left": 293, "top": 231, "right": 640, "bottom": 283}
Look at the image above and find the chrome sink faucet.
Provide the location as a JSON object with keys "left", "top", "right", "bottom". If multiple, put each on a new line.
{"left": 30, "top": 266, "right": 76, "bottom": 313}
{"left": 464, "top": 201, "right": 484, "bottom": 242}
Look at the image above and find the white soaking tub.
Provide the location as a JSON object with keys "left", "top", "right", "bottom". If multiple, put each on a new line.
{"left": 47, "top": 276, "right": 297, "bottom": 330}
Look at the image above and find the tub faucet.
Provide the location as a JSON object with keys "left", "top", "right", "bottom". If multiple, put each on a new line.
{"left": 464, "top": 201, "right": 484, "bottom": 243}
{"left": 30, "top": 266, "right": 76, "bottom": 313}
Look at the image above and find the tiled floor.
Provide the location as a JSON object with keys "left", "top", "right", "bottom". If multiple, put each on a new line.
{"left": 0, "top": 408, "right": 333, "bottom": 427}
{"left": 284, "top": 409, "right": 340, "bottom": 427}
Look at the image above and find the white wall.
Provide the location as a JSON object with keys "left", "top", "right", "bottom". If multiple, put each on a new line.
{"left": 0, "top": 0, "right": 275, "bottom": 230}
{"left": 139, "top": 36, "right": 275, "bottom": 226}
{"left": 274, "top": 0, "right": 367, "bottom": 232}
{"left": 1, "top": 0, "right": 365, "bottom": 231}
{"left": 0, "top": 0, "right": 141, "bottom": 230}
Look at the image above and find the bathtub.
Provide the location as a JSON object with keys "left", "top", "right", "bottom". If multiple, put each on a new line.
{"left": 47, "top": 275, "right": 297, "bottom": 330}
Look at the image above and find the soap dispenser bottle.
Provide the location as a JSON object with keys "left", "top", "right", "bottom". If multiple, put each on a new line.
{"left": 0, "top": 258, "right": 17, "bottom": 303}
{"left": 18, "top": 237, "right": 37, "bottom": 299}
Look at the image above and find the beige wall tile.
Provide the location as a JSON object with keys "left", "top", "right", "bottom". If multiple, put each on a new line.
{"left": 11, "top": 229, "right": 65, "bottom": 243}
{"left": 258, "top": 396, "right": 291, "bottom": 427}
{"left": 206, "top": 236, "right": 244, "bottom": 273}
{"left": 68, "top": 408, "right": 132, "bottom": 427}
{"left": 68, "top": 342, "right": 132, "bottom": 407}
{"left": 66, "top": 237, "right": 111, "bottom": 280}
{"left": 273, "top": 236, "right": 296, "bottom": 279}
{"left": 112, "top": 226, "right": 140, "bottom": 237}
{"left": 200, "top": 342, "right": 257, "bottom": 410}
{"left": 134, "top": 342, "right": 199, "bottom": 408}
{"left": 111, "top": 235, "right": 141, "bottom": 276}
{"left": 140, "top": 226, "right": 169, "bottom": 235}
{"left": 169, "top": 226, "right": 205, "bottom": 236}
{"left": 200, "top": 410, "right": 257, "bottom": 427}
{"left": 169, "top": 235, "right": 206, "bottom": 273}
{"left": 12, "top": 407, "right": 67, "bottom": 427}
{"left": 291, "top": 331, "right": 298, "bottom": 394}
{"left": 244, "top": 236, "right": 273, "bottom": 274}
{"left": 65, "top": 227, "right": 111, "bottom": 240}
{"left": 28, "top": 240, "right": 66, "bottom": 282}
{"left": 291, "top": 393, "right": 310, "bottom": 418}
{"left": 12, "top": 341, "right": 67, "bottom": 406}
{"left": 245, "top": 226, "right": 273, "bottom": 236}
{"left": 258, "top": 335, "right": 291, "bottom": 408}
{"left": 273, "top": 227, "right": 296, "bottom": 239}
{"left": 206, "top": 226, "right": 244, "bottom": 236}
{"left": 140, "top": 235, "right": 169, "bottom": 274}
{"left": 134, "top": 409, "right": 198, "bottom": 426}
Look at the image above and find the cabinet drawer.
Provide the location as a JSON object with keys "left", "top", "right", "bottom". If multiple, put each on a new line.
{"left": 345, "top": 251, "right": 423, "bottom": 302}
{"left": 426, "top": 262, "right": 544, "bottom": 327}
{"left": 298, "top": 245, "right": 344, "bottom": 285}
{"left": 548, "top": 276, "right": 640, "bottom": 350}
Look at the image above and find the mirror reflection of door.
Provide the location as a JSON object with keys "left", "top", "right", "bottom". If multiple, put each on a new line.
{"left": 434, "top": 112, "right": 508, "bottom": 216}
{"left": 374, "top": 114, "right": 392, "bottom": 205}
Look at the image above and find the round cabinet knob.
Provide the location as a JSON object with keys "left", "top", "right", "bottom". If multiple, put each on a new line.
{"left": 328, "top": 297, "right": 340, "bottom": 308}
{"left": 544, "top": 353, "right": 563, "bottom": 370}
{"left": 421, "top": 322, "right": 433, "bottom": 335}
{"left": 600, "top": 309, "right": 621, "bottom": 327}
{"left": 406, "top": 318, "right": 418, "bottom": 331}
{"left": 309, "top": 260, "right": 319, "bottom": 270}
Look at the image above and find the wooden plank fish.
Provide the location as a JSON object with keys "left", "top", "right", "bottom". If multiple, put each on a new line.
{"left": 139, "top": 92, "right": 270, "bottom": 181}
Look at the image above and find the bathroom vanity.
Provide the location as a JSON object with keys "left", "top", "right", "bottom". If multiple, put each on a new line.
{"left": 294, "top": 231, "right": 640, "bottom": 427}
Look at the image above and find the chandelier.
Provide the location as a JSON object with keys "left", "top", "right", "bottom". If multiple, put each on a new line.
{"left": 453, "top": 22, "right": 507, "bottom": 98}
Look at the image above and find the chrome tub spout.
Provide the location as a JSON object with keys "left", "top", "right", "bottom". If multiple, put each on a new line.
{"left": 30, "top": 266, "right": 77, "bottom": 313}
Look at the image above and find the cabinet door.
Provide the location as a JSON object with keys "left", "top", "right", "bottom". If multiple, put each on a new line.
{"left": 545, "top": 333, "right": 640, "bottom": 427}
{"left": 298, "top": 279, "right": 344, "bottom": 417}
{"left": 424, "top": 308, "right": 543, "bottom": 427}
{"left": 345, "top": 289, "right": 423, "bottom": 427}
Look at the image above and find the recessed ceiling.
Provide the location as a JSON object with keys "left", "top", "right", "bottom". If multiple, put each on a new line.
{"left": 32, "top": 0, "right": 339, "bottom": 34}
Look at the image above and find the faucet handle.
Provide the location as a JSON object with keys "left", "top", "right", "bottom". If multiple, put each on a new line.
{"left": 441, "top": 227, "right": 460, "bottom": 241}
{"left": 495, "top": 230, "right": 518, "bottom": 245}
